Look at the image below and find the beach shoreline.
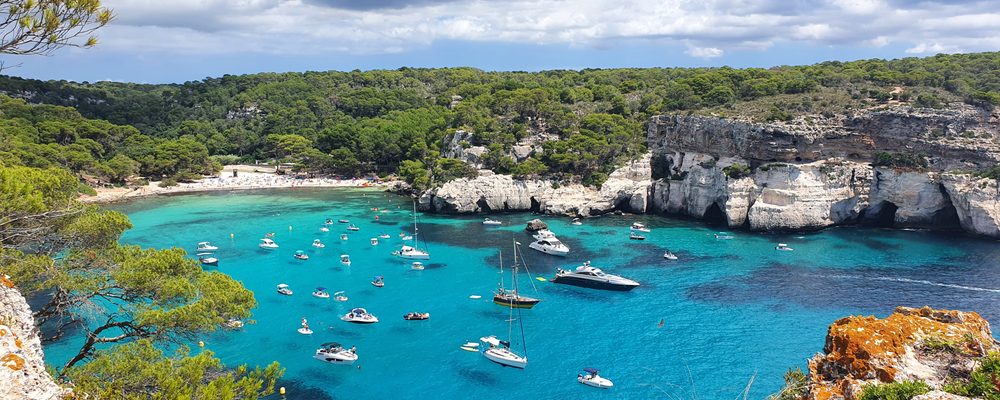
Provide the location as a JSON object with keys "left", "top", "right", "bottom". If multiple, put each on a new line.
{"left": 80, "top": 167, "right": 385, "bottom": 204}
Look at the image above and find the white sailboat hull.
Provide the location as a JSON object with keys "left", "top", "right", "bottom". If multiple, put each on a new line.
{"left": 483, "top": 347, "right": 527, "bottom": 369}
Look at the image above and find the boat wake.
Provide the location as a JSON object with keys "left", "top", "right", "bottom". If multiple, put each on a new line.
{"left": 811, "top": 273, "right": 1000, "bottom": 294}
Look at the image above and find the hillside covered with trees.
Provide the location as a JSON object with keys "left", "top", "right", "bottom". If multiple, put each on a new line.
{"left": 1, "top": 51, "right": 998, "bottom": 189}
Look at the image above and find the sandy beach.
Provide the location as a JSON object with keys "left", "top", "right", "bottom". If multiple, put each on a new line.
{"left": 80, "top": 166, "right": 383, "bottom": 204}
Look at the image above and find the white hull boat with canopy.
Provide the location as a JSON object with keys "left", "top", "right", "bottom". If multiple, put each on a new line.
{"left": 578, "top": 368, "right": 613, "bottom": 389}
{"left": 259, "top": 238, "right": 279, "bottom": 250}
{"left": 196, "top": 242, "right": 219, "bottom": 251}
{"left": 341, "top": 308, "right": 378, "bottom": 324}
{"left": 314, "top": 342, "right": 358, "bottom": 365}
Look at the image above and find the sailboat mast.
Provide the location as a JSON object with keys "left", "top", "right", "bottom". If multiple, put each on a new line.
{"left": 513, "top": 238, "right": 527, "bottom": 358}
{"left": 498, "top": 250, "right": 504, "bottom": 289}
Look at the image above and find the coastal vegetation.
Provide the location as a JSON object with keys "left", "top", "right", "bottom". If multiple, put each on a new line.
{"left": 0, "top": 51, "right": 998, "bottom": 188}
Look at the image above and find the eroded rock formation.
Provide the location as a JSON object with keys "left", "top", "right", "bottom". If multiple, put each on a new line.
{"left": 0, "top": 275, "right": 68, "bottom": 399}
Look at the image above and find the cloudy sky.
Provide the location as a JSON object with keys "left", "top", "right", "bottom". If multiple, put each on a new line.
{"left": 6, "top": 0, "right": 1000, "bottom": 83}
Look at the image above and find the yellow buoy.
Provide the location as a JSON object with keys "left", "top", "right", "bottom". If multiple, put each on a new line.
{"left": 279, "top": 387, "right": 286, "bottom": 395}
{"left": 198, "top": 341, "right": 204, "bottom": 348}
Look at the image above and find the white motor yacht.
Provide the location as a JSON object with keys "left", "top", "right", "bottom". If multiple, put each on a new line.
{"left": 630, "top": 222, "right": 651, "bottom": 233}
{"left": 551, "top": 262, "right": 639, "bottom": 291}
{"left": 483, "top": 218, "right": 502, "bottom": 226}
{"left": 312, "top": 287, "right": 330, "bottom": 298}
{"left": 196, "top": 242, "right": 219, "bottom": 251}
{"left": 480, "top": 336, "right": 527, "bottom": 369}
{"left": 259, "top": 238, "right": 279, "bottom": 250}
{"left": 276, "top": 283, "right": 293, "bottom": 295}
{"left": 528, "top": 238, "right": 569, "bottom": 256}
{"left": 663, "top": 251, "right": 678, "bottom": 260}
{"left": 341, "top": 308, "right": 379, "bottom": 324}
{"left": 313, "top": 342, "right": 358, "bottom": 365}
{"left": 578, "top": 368, "right": 614, "bottom": 389}
{"left": 312, "top": 239, "right": 325, "bottom": 248}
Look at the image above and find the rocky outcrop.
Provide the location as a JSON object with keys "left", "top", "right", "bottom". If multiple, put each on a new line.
{"left": 525, "top": 219, "right": 547, "bottom": 231}
{"left": 942, "top": 174, "right": 1000, "bottom": 237}
{"left": 867, "top": 169, "right": 959, "bottom": 229}
{"left": 420, "top": 153, "right": 652, "bottom": 216}
{"left": 805, "top": 306, "right": 997, "bottom": 400}
{"left": 0, "top": 275, "right": 68, "bottom": 399}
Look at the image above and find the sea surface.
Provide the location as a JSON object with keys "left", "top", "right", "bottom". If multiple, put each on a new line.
{"left": 43, "top": 188, "right": 1000, "bottom": 399}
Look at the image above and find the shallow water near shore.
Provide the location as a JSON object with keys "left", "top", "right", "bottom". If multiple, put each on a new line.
{"left": 44, "top": 188, "right": 1000, "bottom": 399}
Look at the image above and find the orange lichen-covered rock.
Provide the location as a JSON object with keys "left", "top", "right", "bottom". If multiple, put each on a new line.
{"left": 806, "top": 306, "right": 997, "bottom": 400}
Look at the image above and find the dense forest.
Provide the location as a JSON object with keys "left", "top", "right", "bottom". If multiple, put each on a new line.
{"left": 1, "top": 51, "right": 998, "bottom": 188}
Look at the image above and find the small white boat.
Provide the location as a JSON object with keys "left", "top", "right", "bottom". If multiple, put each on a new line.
{"left": 460, "top": 342, "right": 480, "bottom": 352}
{"left": 314, "top": 342, "right": 358, "bottom": 365}
{"left": 714, "top": 233, "right": 734, "bottom": 240}
{"left": 371, "top": 276, "right": 384, "bottom": 288}
{"left": 379, "top": 233, "right": 391, "bottom": 239}
{"left": 411, "top": 261, "right": 425, "bottom": 270}
{"left": 528, "top": 238, "right": 570, "bottom": 256}
{"left": 346, "top": 224, "right": 360, "bottom": 231}
{"left": 578, "top": 368, "right": 614, "bottom": 389}
{"left": 312, "top": 287, "right": 330, "bottom": 298}
{"left": 197, "top": 253, "right": 218, "bottom": 266}
{"left": 370, "top": 237, "right": 378, "bottom": 245}
{"left": 629, "top": 232, "right": 646, "bottom": 240}
{"left": 259, "top": 238, "right": 279, "bottom": 249}
{"left": 571, "top": 218, "right": 582, "bottom": 226}
{"left": 298, "top": 318, "right": 313, "bottom": 335}
{"left": 338, "top": 219, "right": 350, "bottom": 223}
{"left": 320, "top": 226, "right": 330, "bottom": 232}
{"left": 196, "top": 241, "right": 219, "bottom": 251}
{"left": 480, "top": 336, "right": 527, "bottom": 369}
{"left": 277, "top": 283, "right": 293, "bottom": 296}
{"left": 341, "top": 307, "right": 378, "bottom": 324}
{"left": 663, "top": 251, "right": 678, "bottom": 260}
{"left": 340, "top": 234, "right": 348, "bottom": 241}
{"left": 340, "top": 254, "right": 351, "bottom": 265}
{"left": 312, "top": 239, "right": 325, "bottom": 248}
{"left": 325, "top": 218, "right": 334, "bottom": 225}
{"left": 483, "top": 218, "right": 502, "bottom": 226}
{"left": 776, "top": 243, "right": 794, "bottom": 251}
{"left": 630, "top": 222, "right": 651, "bottom": 233}
{"left": 401, "top": 235, "right": 413, "bottom": 241}
{"left": 223, "top": 318, "right": 244, "bottom": 329}
{"left": 394, "top": 245, "right": 430, "bottom": 260}
{"left": 334, "top": 291, "right": 348, "bottom": 302}
{"left": 293, "top": 250, "right": 309, "bottom": 260}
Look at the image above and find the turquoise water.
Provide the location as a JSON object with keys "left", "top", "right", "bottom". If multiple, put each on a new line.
{"left": 43, "top": 189, "right": 1000, "bottom": 399}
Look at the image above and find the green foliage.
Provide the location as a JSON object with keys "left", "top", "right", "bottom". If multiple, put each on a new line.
{"left": 915, "top": 93, "right": 945, "bottom": 109}
{"left": 433, "top": 157, "right": 478, "bottom": 183}
{"left": 943, "top": 351, "right": 1000, "bottom": 399}
{"left": 512, "top": 157, "right": 548, "bottom": 178}
{"left": 723, "top": 163, "right": 752, "bottom": 179}
{"left": 768, "top": 368, "right": 808, "bottom": 400}
{"left": 873, "top": 152, "right": 928, "bottom": 170}
{"left": 398, "top": 159, "right": 430, "bottom": 190}
{"left": 975, "top": 165, "right": 1000, "bottom": 180}
{"left": 920, "top": 335, "right": 961, "bottom": 354}
{"left": 67, "top": 339, "right": 283, "bottom": 400}
{"left": 858, "top": 381, "right": 930, "bottom": 400}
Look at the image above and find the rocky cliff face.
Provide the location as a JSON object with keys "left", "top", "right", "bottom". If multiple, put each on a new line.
{"left": 0, "top": 276, "right": 67, "bottom": 399}
{"left": 805, "top": 306, "right": 997, "bottom": 400}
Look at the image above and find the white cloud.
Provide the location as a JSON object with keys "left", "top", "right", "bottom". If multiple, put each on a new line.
{"left": 95, "top": 0, "right": 1000, "bottom": 58}
{"left": 686, "top": 46, "right": 724, "bottom": 59}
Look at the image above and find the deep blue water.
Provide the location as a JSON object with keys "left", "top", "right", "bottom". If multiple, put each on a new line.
{"left": 43, "top": 188, "right": 1000, "bottom": 399}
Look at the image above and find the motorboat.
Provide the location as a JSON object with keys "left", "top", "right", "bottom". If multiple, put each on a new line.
{"left": 312, "top": 239, "right": 325, "bottom": 248}
{"left": 714, "top": 233, "right": 734, "bottom": 240}
{"left": 483, "top": 218, "right": 502, "bottom": 226}
{"left": 346, "top": 224, "right": 360, "bottom": 231}
{"left": 776, "top": 243, "right": 794, "bottom": 251}
{"left": 480, "top": 336, "right": 527, "bottom": 369}
{"left": 338, "top": 219, "right": 350, "bottom": 223}
{"left": 325, "top": 218, "right": 334, "bottom": 225}
{"left": 411, "top": 261, "right": 425, "bottom": 270}
{"left": 313, "top": 342, "right": 358, "bottom": 365}
{"left": 340, "top": 254, "right": 351, "bottom": 265}
{"left": 294, "top": 250, "right": 309, "bottom": 260}
{"left": 312, "top": 287, "right": 330, "bottom": 298}
{"left": 551, "top": 262, "right": 639, "bottom": 291}
{"left": 334, "top": 291, "right": 348, "bottom": 302}
{"left": 401, "top": 235, "right": 413, "bottom": 241}
{"left": 341, "top": 308, "right": 378, "bottom": 324}
{"left": 259, "top": 238, "right": 279, "bottom": 249}
{"left": 370, "top": 237, "right": 378, "bottom": 245}
{"left": 403, "top": 312, "right": 430, "bottom": 320}
{"left": 460, "top": 342, "right": 480, "bottom": 352}
{"left": 528, "top": 238, "right": 569, "bottom": 256}
{"left": 379, "top": 233, "right": 391, "bottom": 239}
{"left": 320, "top": 226, "right": 330, "bottom": 232}
{"left": 197, "top": 253, "right": 218, "bottom": 266}
{"left": 196, "top": 242, "right": 219, "bottom": 251}
{"left": 578, "top": 368, "right": 614, "bottom": 389}
{"left": 394, "top": 245, "right": 430, "bottom": 260}
{"left": 629, "top": 232, "right": 646, "bottom": 240}
{"left": 571, "top": 218, "right": 583, "bottom": 226}
{"left": 371, "top": 276, "right": 384, "bottom": 287}
{"left": 663, "top": 251, "right": 678, "bottom": 260}
{"left": 630, "top": 222, "right": 651, "bottom": 232}
{"left": 276, "top": 283, "right": 293, "bottom": 296}
{"left": 340, "top": 234, "right": 348, "bottom": 241}
{"left": 532, "top": 229, "right": 557, "bottom": 240}
{"left": 298, "top": 318, "right": 313, "bottom": 335}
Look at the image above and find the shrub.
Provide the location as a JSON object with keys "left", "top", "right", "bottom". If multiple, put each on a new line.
{"left": 723, "top": 163, "right": 751, "bottom": 179}
{"left": 768, "top": 368, "right": 808, "bottom": 400}
{"left": 699, "top": 158, "right": 717, "bottom": 169}
{"left": 920, "top": 335, "right": 960, "bottom": 354}
{"left": 158, "top": 178, "right": 178, "bottom": 188}
{"left": 858, "top": 380, "right": 930, "bottom": 400}
{"left": 944, "top": 351, "right": 1000, "bottom": 399}
{"left": 872, "top": 152, "right": 928, "bottom": 170}
{"left": 974, "top": 165, "right": 1000, "bottom": 180}
{"left": 77, "top": 183, "right": 97, "bottom": 196}
{"left": 209, "top": 154, "right": 241, "bottom": 165}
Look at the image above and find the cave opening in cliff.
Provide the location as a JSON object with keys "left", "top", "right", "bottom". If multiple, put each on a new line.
{"left": 864, "top": 201, "right": 899, "bottom": 228}
{"left": 529, "top": 197, "right": 541, "bottom": 213}
{"left": 703, "top": 202, "right": 728, "bottom": 226}
{"left": 476, "top": 197, "right": 493, "bottom": 212}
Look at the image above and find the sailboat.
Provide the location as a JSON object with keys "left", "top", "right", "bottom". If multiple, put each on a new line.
{"left": 481, "top": 239, "right": 529, "bottom": 369}
{"left": 393, "top": 200, "right": 430, "bottom": 260}
{"left": 493, "top": 242, "right": 540, "bottom": 309}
